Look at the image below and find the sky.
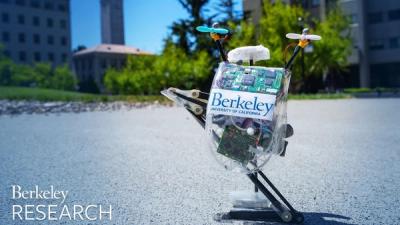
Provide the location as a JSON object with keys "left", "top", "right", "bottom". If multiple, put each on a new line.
{"left": 71, "top": 0, "right": 242, "bottom": 54}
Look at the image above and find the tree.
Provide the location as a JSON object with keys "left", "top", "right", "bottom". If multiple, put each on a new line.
{"left": 73, "top": 45, "right": 87, "bottom": 53}
{"left": 51, "top": 65, "right": 77, "bottom": 90}
{"left": 0, "top": 46, "right": 13, "bottom": 85}
{"left": 10, "top": 64, "right": 35, "bottom": 87}
{"left": 215, "top": 0, "right": 241, "bottom": 24}
{"left": 227, "top": 0, "right": 351, "bottom": 92}
{"left": 170, "top": 0, "right": 214, "bottom": 54}
{"left": 32, "top": 63, "right": 52, "bottom": 88}
{"left": 170, "top": 20, "right": 191, "bottom": 53}
{"left": 0, "top": 46, "right": 77, "bottom": 90}
{"left": 311, "top": 8, "right": 352, "bottom": 91}
{"left": 103, "top": 39, "right": 211, "bottom": 95}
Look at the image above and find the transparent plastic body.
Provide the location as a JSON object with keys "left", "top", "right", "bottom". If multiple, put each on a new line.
{"left": 205, "top": 62, "right": 291, "bottom": 174}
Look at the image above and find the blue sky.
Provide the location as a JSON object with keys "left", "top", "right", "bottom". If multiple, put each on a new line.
{"left": 71, "top": 0, "right": 242, "bottom": 54}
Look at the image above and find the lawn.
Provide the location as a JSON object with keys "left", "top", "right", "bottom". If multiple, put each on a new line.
{"left": 288, "top": 93, "right": 352, "bottom": 100}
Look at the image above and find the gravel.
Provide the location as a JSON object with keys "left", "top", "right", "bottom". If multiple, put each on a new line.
{"left": 0, "top": 100, "right": 164, "bottom": 115}
{"left": 0, "top": 98, "right": 399, "bottom": 225}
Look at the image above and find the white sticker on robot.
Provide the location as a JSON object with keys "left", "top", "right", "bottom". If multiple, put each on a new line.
{"left": 207, "top": 88, "right": 276, "bottom": 121}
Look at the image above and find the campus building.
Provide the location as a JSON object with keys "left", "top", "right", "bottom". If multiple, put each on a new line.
{"left": 73, "top": 44, "right": 151, "bottom": 92}
{"left": 0, "top": 0, "right": 71, "bottom": 66}
{"left": 101, "top": 0, "right": 124, "bottom": 45}
{"left": 73, "top": 0, "right": 152, "bottom": 93}
{"left": 243, "top": 0, "right": 400, "bottom": 88}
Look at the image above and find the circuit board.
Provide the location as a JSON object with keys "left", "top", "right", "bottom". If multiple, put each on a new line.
{"left": 217, "top": 125, "right": 256, "bottom": 164}
{"left": 216, "top": 65, "right": 284, "bottom": 94}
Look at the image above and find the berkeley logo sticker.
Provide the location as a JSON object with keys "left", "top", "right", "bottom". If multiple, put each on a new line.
{"left": 207, "top": 89, "right": 276, "bottom": 120}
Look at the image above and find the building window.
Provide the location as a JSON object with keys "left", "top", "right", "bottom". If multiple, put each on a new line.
{"left": 111, "top": 59, "right": 117, "bottom": 68}
{"left": 48, "top": 53, "right": 54, "bottom": 61}
{"left": 311, "top": 0, "right": 320, "bottom": 7}
{"left": 18, "top": 14, "right": 25, "bottom": 24}
{"left": 19, "top": 51, "right": 26, "bottom": 61}
{"left": 15, "top": 0, "right": 25, "bottom": 6}
{"left": 58, "top": 4, "right": 66, "bottom": 12}
{"left": 88, "top": 59, "right": 93, "bottom": 69}
{"left": 2, "top": 32, "right": 9, "bottom": 42}
{"left": 61, "top": 36, "right": 67, "bottom": 46}
{"left": 47, "top": 18, "right": 53, "bottom": 28}
{"left": 389, "top": 37, "right": 400, "bottom": 49}
{"left": 30, "top": 0, "right": 39, "bottom": 8}
{"left": 34, "top": 52, "right": 41, "bottom": 61}
{"left": 369, "top": 39, "right": 385, "bottom": 50}
{"left": 2, "top": 13, "right": 9, "bottom": 23}
{"left": 61, "top": 53, "right": 67, "bottom": 63}
{"left": 33, "top": 33, "right": 40, "bottom": 44}
{"left": 368, "top": 12, "right": 383, "bottom": 24}
{"left": 33, "top": 16, "right": 39, "bottom": 26}
{"left": 60, "top": 19, "right": 66, "bottom": 29}
{"left": 47, "top": 35, "right": 54, "bottom": 45}
{"left": 388, "top": 9, "right": 400, "bottom": 21}
{"left": 44, "top": 1, "right": 53, "bottom": 10}
{"left": 18, "top": 32, "right": 25, "bottom": 43}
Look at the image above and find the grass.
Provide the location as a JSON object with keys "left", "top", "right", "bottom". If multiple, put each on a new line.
{"left": 0, "top": 86, "right": 354, "bottom": 103}
{"left": 288, "top": 93, "right": 352, "bottom": 100}
{"left": 344, "top": 87, "right": 399, "bottom": 94}
{"left": 0, "top": 86, "right": 169, "bottom": 103}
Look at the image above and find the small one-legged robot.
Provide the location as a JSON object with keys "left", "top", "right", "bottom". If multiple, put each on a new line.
{"left": 162, "top": 24, "right": 321, "bottom": 224}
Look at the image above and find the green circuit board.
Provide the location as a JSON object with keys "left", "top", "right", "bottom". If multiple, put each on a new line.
{"left": 217, "top": 65, "right": 284, "bottom": 94}
{"left": 217, "top": 125, "right": 256, "bottom": 165}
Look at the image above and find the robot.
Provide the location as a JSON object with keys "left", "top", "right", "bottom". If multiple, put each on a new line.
{"left": 162, "top": 23, "right": 321, "bottom": 223}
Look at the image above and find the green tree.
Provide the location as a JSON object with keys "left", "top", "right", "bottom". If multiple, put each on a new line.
{"left": 10, "top": 64, "right": 35, "bottom": 87}
{"left": 104, "top": 55, "right": 160, "bottom": 95}
{"left": 0, "top": 49, "right": 13, "bottom": 85}
{"left": 310, "top": 8, "right": 352, "bottom": 91}
{"left": 171, "top": 0, "right": 215, "bottom": 54}
{"left": 103, "top": 39, "right": 211, "bottom": 95}
{"left": 227, "top": 0, "right": 351, "bottom": 92}
{"left": 215, "top": 0, "right": 241, "bottom": 24}
{"left": 32, "top": 63, "right": 53, "bottom": 88}
{"left": 51, "top": 65, "right": 77, "bottom": 90}
{"left": 0, "top": 46, "right": 77, "bottom": 90}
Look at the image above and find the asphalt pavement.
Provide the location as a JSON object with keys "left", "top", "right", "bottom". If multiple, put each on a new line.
{"left": 0, "top": 99, "right": 399, "bottom": 225}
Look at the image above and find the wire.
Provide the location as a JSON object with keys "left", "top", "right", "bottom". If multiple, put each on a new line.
{"left": 283, "top": 42, "right": 297, "bottom": 65}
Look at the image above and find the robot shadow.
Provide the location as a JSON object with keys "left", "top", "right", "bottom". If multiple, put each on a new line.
{"left": 241, "top": 212, "right": 357, "bottom": 225}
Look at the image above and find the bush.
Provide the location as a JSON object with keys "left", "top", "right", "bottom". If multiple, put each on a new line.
{"left": 104, "top": 40, "right": 211, "bottom": 95}
{"left": 0, "top": 60, "right": 77, "bottom": 90}
{"left": 51, "top": 65, "right": 77, "bottom": 90}
{"left": 0, "top": 58, "right": 13, "bottom": 85}
{"left": 343, "top": 88, "right": 372, "bottom": 93}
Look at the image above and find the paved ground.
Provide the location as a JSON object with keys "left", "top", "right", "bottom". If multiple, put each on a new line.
{"left": 0, "top": 99, "right": 399, "bottom": 225}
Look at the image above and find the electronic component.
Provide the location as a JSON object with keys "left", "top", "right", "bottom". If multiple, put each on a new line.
{"left": 265, "top": 70, "right": 276, "bottom": 78}
{"left": 217, "top": 64, "right": 284, "bottom": 94}
{"left": 265, "top": 78, "right": 274, "bottom": 86}
{"left": 217, "top": 126, "right": 256, "bottom": 164}
{"left": 242, "top": 75, "right": 255, "bottom": 86}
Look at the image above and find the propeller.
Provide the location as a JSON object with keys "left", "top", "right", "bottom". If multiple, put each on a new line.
{"left": 284, "top": 28, "right": 322, "bottom": 69}
{"left": 286, "top": 33, "right": 321, "bottom": 41}
{"left": 196, "top": 25, "right": 229, "bottom": 35}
